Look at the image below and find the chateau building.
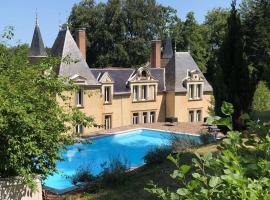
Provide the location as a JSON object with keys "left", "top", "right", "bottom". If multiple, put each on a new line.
{"left": 28, "top": 23, "right": 213, "bottom": 135}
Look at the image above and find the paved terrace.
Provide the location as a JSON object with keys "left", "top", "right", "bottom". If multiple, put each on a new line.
{"left": 82, "top": 122, "right": 207, "bottom": 138}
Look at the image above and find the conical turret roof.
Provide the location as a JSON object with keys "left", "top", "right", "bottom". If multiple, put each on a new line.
{"left": 51, "top": 26, "right": 99, "bottom": 86}
{"left": 28, "top": 23, "right": 47, "bottom": 58}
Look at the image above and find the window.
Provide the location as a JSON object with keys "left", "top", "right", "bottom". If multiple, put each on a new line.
{"left": 141, "top": 85, "right": 147, "bottom": 100}
{"left": 196, "top": 110, "right": 202, "bottom": 122}
{"left": 150, "top": 111, "right": 155, "bottom": 123}
{"left": 189, "top": 84, "right": 203, "bottom": 100}
{"left": 133, "top": 85, "right": 139, "bottom": 101}
{"left": 142, "top": 112, "right": 148, "bottom": 123}
{"left": 75, "top": 124, "right": 83, "bottom": 134}
{"left": 149, "top": 85, "right": 155, "bottom": 100}
{"left": 104, "top": 115, "right": 112, "bottom": 130}
{"left": 196, "top": 84, "right": 202, "bottom": 99}
{"left": 189, "top": 110, "right": 194, "bottom": 122}
{"left": 189, "top": 84, "right": 194, "bottom": 99}
{"left": 189, "top": 110, "right": 202, "bottom": 122}
{"left": 141, "top": 70, "right": 147, "bottom": 77}
{"left": 132, "top": 113, "right": 139, "bottom": 124}
{"left": 104, "top": 86, "right": 111, "bottom": 103}
{"left": 76, "top": 89, "right": 83, "bottom": 107}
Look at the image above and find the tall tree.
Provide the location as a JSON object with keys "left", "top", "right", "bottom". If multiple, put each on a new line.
{"left": 217, "top": 0, "right": 253, "bottom": 129}
{"left": 204, "top": 8, "right": 230, "bottom": 84}
{"left": 240, "top": 0, "right": 270, "bottom": 87}
{"left": 172, "top": 12, "right": 208, "bottom": 72}
{"left": 68, "top": 0, "right": 177, "bottom": 68}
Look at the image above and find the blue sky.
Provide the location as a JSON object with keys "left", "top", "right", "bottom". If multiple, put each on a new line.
{"left": 0, "top": 0, "right": 238, "bottom": 47}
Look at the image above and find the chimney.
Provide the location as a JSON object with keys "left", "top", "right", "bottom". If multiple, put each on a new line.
{"left": 151, "top": 40, "right": 161, "bottom": 68}
{"left": 75, "top": 28, "right": 86, "bottom": 59}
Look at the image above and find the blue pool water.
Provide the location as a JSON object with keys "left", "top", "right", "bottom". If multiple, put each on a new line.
{"left": 43, "top": 129, "right": 201, "bottom": 190}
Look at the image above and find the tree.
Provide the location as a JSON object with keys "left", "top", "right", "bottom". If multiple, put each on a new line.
{"left": 68, "top": 0, "right": 177, "bottom": 68}
{"left": 216, "top": 1, "right": 253, "bottom": 129}
{"left": 182, "top": 12, "right": 207, "bottom": 73}
{"left": 240, "top": 0, "right": 270, "bottom": 87}
{"left": 252, "top": 81, "right": 270, "bottom": 112}
{"left": 0, "top": 41, "right": 94, "bottom": 187}
{"left": 204, "top": 8, "right": 230, "bottom": 84}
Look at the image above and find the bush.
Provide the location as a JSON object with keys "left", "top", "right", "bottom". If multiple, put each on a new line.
{"left": 70, "top": 165, "right": 95, "bottom": 185}
{"left": 171, "top": 137, "right": 200, "bottom": 152}
{"left": 144, "top": 146, "right": 173, "bottom": 165}
{"left": 200, "top": 132, "right": 216, "bottom": 144}
{"left": 99, "top": 156, "right": 129, "bottom": 186}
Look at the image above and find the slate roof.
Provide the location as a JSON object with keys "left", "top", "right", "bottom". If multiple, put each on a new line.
{"left": 166, "top": 52, "right": 212, "bottom": 92}
{"left": 91, "top": 68, "right": 165, "bottom": 94}
{"left": 51, "top": 28, "right": 99, "bottom": 86}
{"left": 28, "top": 24, "right": 47, "bottom": 58}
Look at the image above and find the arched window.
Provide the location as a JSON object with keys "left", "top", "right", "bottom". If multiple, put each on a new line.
{"left": 141, "top": 70, "right": 147, "bottom": 77}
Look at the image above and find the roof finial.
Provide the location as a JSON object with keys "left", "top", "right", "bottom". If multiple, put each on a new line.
{"left": 35, "top": 9, "right": 38, "bottom": 26}
{"left": 174, "top": 40, "right": 177, "bottom": 52}
{"left": 187, "top": 43, "right": 191, "bottom": 53}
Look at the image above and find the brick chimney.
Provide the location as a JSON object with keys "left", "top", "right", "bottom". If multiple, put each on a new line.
{"left": 151, "top": 40, "right": 161, "bottom": 68}
{"left": 75, "top": 28, "right": 86, "bottom": 59}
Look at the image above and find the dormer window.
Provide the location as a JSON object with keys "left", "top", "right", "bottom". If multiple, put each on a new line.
{"left": 76, "top": 89, "right": 83, "bottom": 107}
{"left": 188, "top": 83, "right": 203, "bottom": 100}
{"left": 141, "top": 85, "right": 147, "bottom": 100}
{"left": 133, "top": 85, "right": 139, "bottom": 101}
{"left": 104, "top": 86, "right": 112, "bottom": 104}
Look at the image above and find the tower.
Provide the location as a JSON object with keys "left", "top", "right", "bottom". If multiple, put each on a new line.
{"left": 28, "top": 14, "right": 47, "bottom": 63}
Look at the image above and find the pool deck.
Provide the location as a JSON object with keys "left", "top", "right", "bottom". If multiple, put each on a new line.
{"left": 82, "top": 122, "right": 208, "bottom": 138}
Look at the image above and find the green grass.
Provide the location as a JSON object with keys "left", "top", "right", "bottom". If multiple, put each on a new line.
{"left": 59, "top": 143, "right": 219, "bottom": 200}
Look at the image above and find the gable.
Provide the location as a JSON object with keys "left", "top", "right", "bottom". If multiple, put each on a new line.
{"left": 98, "top": 72, "right": 114, "bottom": 84}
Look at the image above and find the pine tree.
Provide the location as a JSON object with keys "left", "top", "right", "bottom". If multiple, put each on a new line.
{"left": 217, "top": 0, "right": 252, "bottom": 129}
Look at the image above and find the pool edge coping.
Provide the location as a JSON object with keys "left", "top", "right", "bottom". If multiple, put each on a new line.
{"left": 82, "top": 127, "right": 201, "bottom": 141}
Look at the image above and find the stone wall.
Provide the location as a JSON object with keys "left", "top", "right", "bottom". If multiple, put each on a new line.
{"left": 0, "top": 177, "right": 42, "bottom": 200}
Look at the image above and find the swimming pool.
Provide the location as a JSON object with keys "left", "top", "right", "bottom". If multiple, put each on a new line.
{"left": 43, "top": 128, "right": 201, "bottom": 190}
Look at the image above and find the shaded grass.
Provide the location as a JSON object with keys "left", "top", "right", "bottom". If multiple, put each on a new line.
{"left": 55, "top": 143, "right": 219, "bottom": 200}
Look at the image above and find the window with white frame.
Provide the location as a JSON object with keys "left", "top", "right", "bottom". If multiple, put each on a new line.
{"left": 189, "top": 84, "right": 194, "bottom": 99}
{"left": 104, "top": 115, "right": 112, "bottom": 129}
{"left": 75, "top": 124, "right": 83, "bottom": 134}
{"left": 104, "top": 86, "right": 112, "bottom": 103}
{"left": 148, "top": 85, "right": 155, "bottom": 100}
{"left": 142, "top": 112, "right": 148, "bottom": 123}
{"left": 196, "top": 110, "right": 202, "bottom": 122}
{"left": 150, "top": 111, "right": 155, "bottom": 123}
{"left": 141, "top": 85, "right": 147, "bottom": 100}
{"left": 189, "top": 84, "right": 203, "bottom": 100}
{"left": 189, "top": 110, "right": 202, "bottom": 122}
{"left": 132, "top": 113, "right": 139, "bottom": 124}
{"left": 133, "top": 85, "right": 139, "bottom": 101}
{"left": 76, "top": 89, "right": 83, "bottom": 107}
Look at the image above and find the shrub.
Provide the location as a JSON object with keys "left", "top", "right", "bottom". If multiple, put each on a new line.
{"left": 70, "top": 165, "right": 95, "bottom": 185}
{"left": 99, "top": 156, "right": 129, "bottom": 186}
{"left": 144, "top": 146, "right": 173, "bottom": 165}
{"left": 200, "top": 132, "right": 216, "bottom": 144}
{"left": 171, "top": 137, "right": 200, "bottom": 152}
